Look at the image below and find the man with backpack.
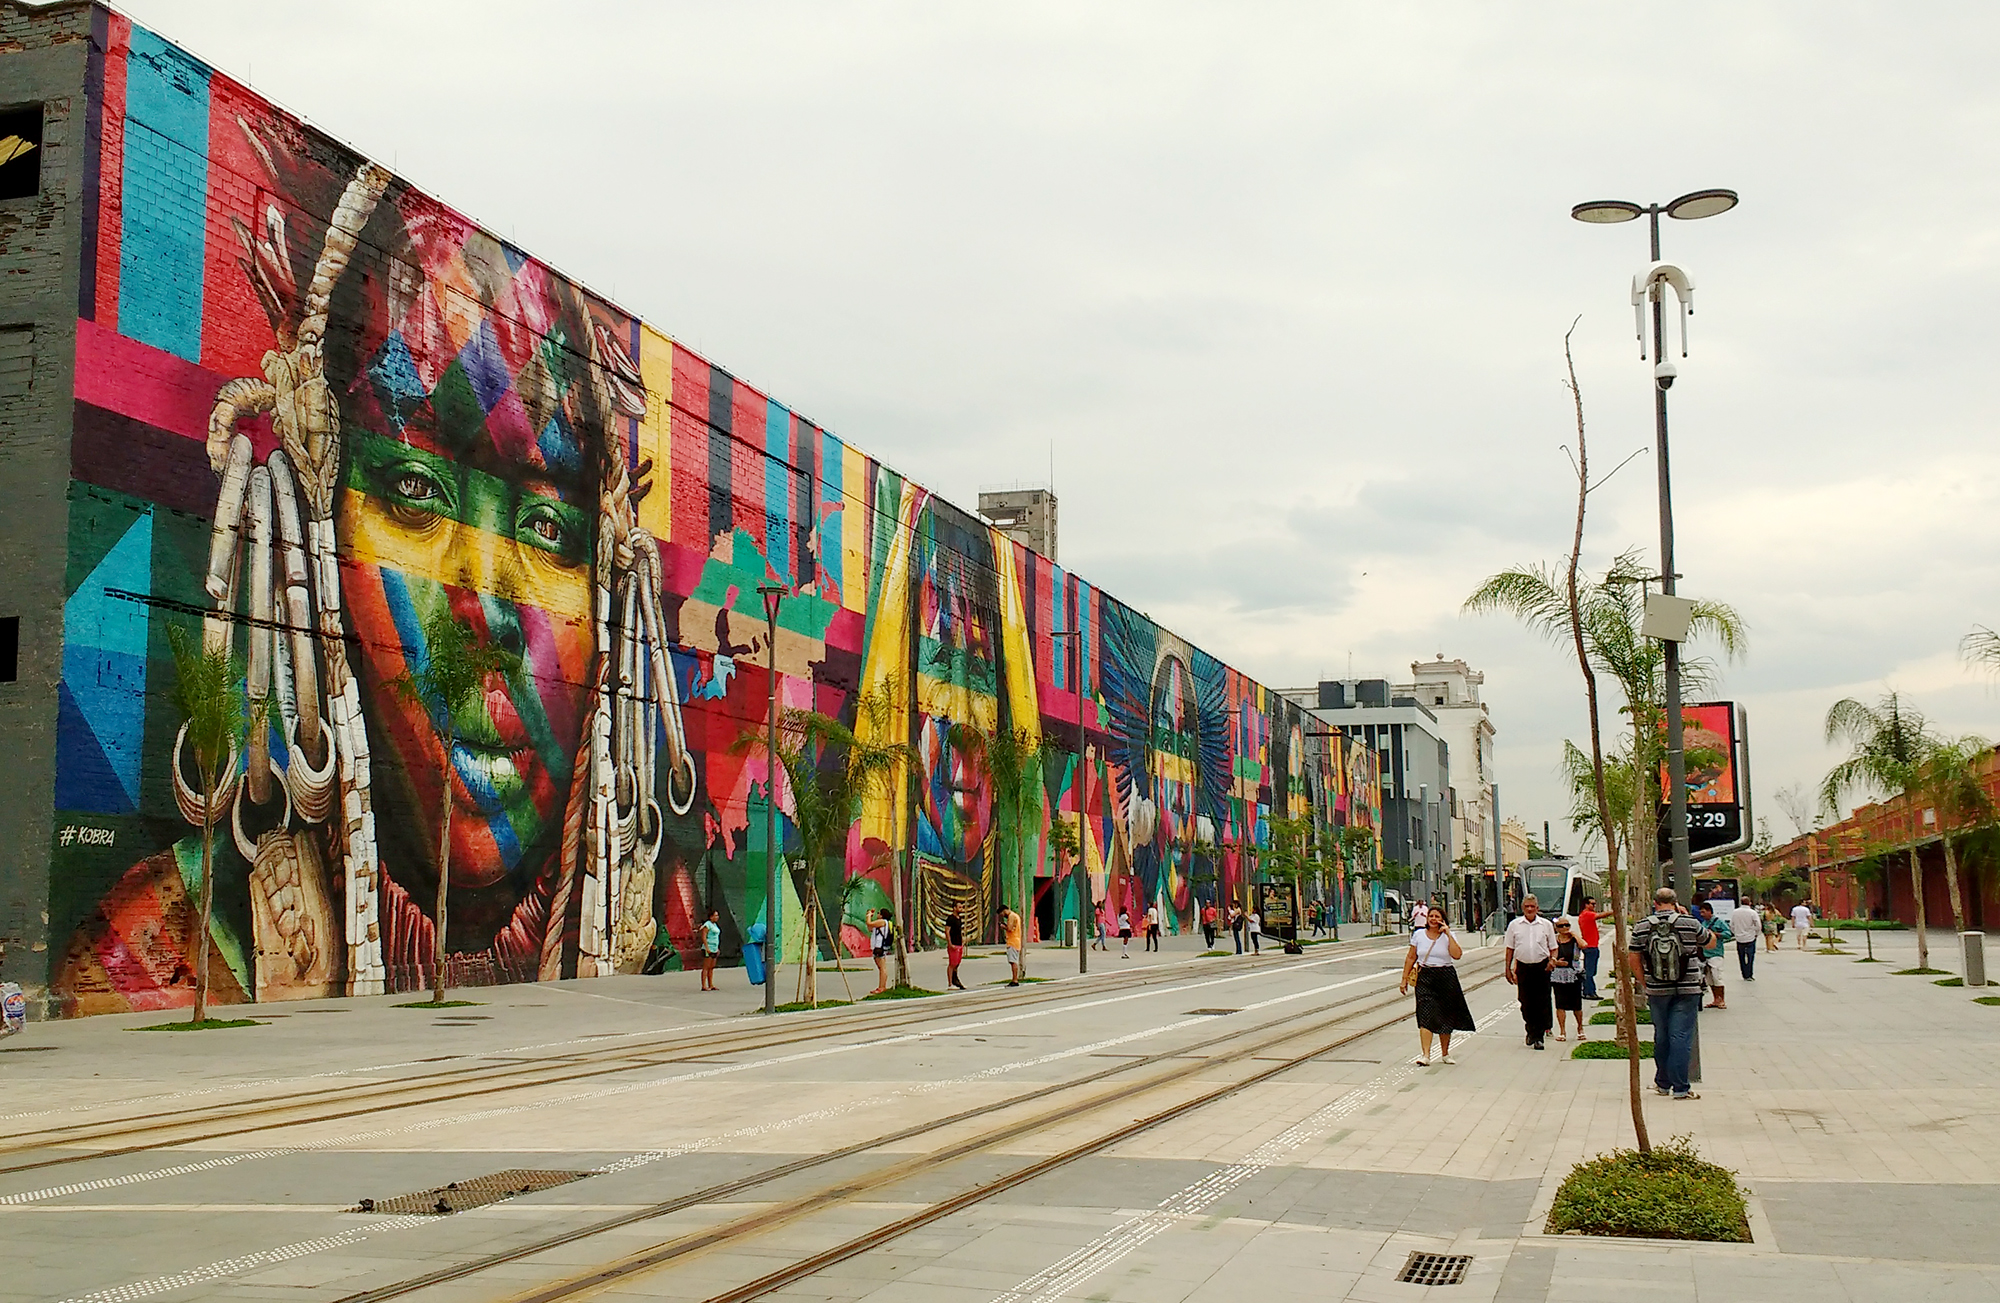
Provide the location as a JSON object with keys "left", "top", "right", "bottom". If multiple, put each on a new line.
{"left": 1628, "top": 887, "right": 1713, "bottom": 1101}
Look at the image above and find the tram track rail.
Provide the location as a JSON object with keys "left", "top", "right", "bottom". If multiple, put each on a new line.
{"left": 319, "top": 950, "right": 1501, "bottom": 1303}
{"left": 0, "top": 940, "right": 1412, "bottom": 1179}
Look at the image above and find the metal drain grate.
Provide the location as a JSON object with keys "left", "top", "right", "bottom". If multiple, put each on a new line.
{"left": 353, "top": 1169, "right": 594, "bottom": 1215}
{"left": 1397, "top": 1252, "right": 1472, "bottom": 1286}
{"left": 1185, "top": 1008, "right": 1239, "bottom": 1016}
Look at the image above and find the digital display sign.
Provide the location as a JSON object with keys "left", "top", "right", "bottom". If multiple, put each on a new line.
{"left": 1657, "top": 702, "right": 1742, "bottom": 861}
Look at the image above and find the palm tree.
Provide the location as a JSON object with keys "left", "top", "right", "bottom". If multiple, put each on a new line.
{"left": 954, "top": 724, "right": 1058, "bottom": 975}
{"left": 1964, "top": 626, "right": 2000, "bottom": 674}
{"left": 735, "top": 698, "right": 912, "bottom": 1002}
{"left": 1468, "top": 550, "right": 1745, "bottom": 913}
{"left": 166, "top": 625, "right": 265, "bottom": 1025}
{"left": 1821, "top": 692, "right": 1939, "bottom": 969}
{"left": 1918, "top": 734, "right": 1995, "bottom": 938}
{"left": 390, "top": 609, "right": 519, "bottom": 1006}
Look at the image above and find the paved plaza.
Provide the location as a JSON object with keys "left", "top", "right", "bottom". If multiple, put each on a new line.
{"left": 2, "top": 926, "right": 1997, "bottom": 1302}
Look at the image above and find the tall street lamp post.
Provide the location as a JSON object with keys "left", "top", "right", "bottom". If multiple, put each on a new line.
{"left": 1571, "top": 188, "right": 1737, "bottom": 905}
{"left": 757, "top": 583, "right": 786, "bottom": 1016}
{"left": 1052, "top": 628, "right": 1088, "bottom": 975}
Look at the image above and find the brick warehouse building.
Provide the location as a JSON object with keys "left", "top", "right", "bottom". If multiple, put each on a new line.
{"left": 1757, "top": 745, "right": 2000, "bottom": 929}
{"left": 0, "top": 4, "right": 1388, "bottom": 1018}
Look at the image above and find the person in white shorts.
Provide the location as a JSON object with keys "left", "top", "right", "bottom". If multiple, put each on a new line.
{"left": 1791, "top": 902, "right": 1814, "bottom": 950}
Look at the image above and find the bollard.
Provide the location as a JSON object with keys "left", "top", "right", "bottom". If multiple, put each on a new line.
{"left": 1963, "top": 932, "right": 1988, "bottom": 988}
{"left": 1062, "top": 919, "right": 1078, "bottom": 948}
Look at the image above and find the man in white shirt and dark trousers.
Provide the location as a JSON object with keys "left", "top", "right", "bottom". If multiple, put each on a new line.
{"left": 1792, "top": 902, "right": 1814, "bottom": 950}
{"left": 1504, "top": 895, "right": 1559, "bottom": 1050}
{"left": 1728, "top": 900, "right": 1762, "bottom": 980}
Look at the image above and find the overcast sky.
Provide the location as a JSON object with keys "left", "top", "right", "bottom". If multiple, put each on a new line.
{"left": 114, "top": 1, "right": 2000, "bottom": 849}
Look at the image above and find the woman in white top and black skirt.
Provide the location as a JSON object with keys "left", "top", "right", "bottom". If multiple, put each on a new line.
{"left": 1400, "top": 906, "right": 1475, "bottom": 1066}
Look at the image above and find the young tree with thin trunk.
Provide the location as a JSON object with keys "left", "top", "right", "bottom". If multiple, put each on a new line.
{"left": 390, "top": 609, "right": 518, "bottom": 1006}
{"left": 167, "top": 625, "right": 266, "bottom": 1025}
{"left": 1822, "top": 692, "right": 1938, "bottom": 969}
{"left": 734, "top": 697, "right": 912, "bottom": 1003}
{"left": 1464, "top": 327, "right": 1648, "bottom": 1152}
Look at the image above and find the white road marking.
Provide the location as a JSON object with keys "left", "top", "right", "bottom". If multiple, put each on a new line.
{"left": 43, "top": 964, "right": 1417, "bottom": 1303}
{"left": 988, "top": 1001, "right": 1515, "bottom": 1303}
{"left": 0, "top": 943, "right": 1405, "bottom": 1126}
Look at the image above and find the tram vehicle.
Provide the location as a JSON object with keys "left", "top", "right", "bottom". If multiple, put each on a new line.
{"left": 1516, "top": 858, "right": 1604, "bottom": 921}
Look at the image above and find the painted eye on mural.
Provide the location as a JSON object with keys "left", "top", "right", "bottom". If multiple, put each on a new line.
{"left": 376, "top": 461, "right": 454, "bottom": 528}
{"left": 516, "top": 498, "right": 586, "bottom": 566}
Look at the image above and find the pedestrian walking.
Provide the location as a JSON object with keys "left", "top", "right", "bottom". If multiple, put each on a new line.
{"left": 700, "top": 910, "right": 721, "bottom": 991}
{"left": 1400, "top": 906, "right": 1474, "bottom": 1065}
{"left": 1229, "top": 905, "right": 1244, "bottom": 954}
{"left": 1504, "top": 894, "right": 1558, "bottom": 1050}
{"left": 1248, "top": 909, "right": 1263, "bottom": 954}
{"left": 1791, "top": 901, "right": 1813, "bottom": 950}
{"left": 1093, "top": 904, "right": 1110, "bottom": 951}
{"left": 1699, "top": 901, "right": 1731, "bottom": 1009}
{"left": 1761, "top": 903, "right": 1781, "bottom": 953}
{"left": 866, "top": 909, "right": 892, "bottom": 994}
{"left": 1201, "top": 903, "right": 1219, "bottom": 949}
{"left": 945, "top": 907, "right": 967, "bottom": 990}
{"left": 1551, "top": 918, "right": 1586, "bottom": 1041}
{"left": 1577, "top": 896, "right": 1602, "bottom": 1000}
{"left": 1144, "top": 903, "right": 1161, "bottom": 952}
{"left": 999, "top": 906, "right": 1024, "bottom": 985}
{"left": 1629, "top": 887, "right": 1712, "bottom": 1100}
{"left": 1728, "top": 899, "right": 1761, "bottom": 981}
{"left": 1118, "top": 909, "right": 1133, "bottom": 959}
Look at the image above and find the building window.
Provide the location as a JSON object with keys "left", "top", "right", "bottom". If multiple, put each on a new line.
{"left": 0, "top": 616, "right": 17, "bottom": 683}
{"left": 0, "top": 105, "right": 42, "bottom": 201}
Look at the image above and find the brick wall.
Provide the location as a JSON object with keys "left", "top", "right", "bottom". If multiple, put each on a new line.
{"left": 0, "top": 1, "right": 92, "bottom": 1012}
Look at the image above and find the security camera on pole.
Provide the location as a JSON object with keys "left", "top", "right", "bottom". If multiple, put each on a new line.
{"left": 1571, "top": 188, "right": 1737, "bottom": 906}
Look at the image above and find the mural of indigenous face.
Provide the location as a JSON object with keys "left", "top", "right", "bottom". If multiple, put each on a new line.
{"left": 333, "top": 226, "right": 601, "bottom": 920}
{"left": 1148, "top": 653, "right": 1199, "bottom": 910}
{"left": 911, "top": 509, "right": 998, "bottom": 869}
{"left": 852, "top": 480, "right": 1039, "bottom": 941}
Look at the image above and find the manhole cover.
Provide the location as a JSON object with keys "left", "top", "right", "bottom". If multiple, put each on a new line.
{"left": 1397, "top": 1252, "right": 1472, "bottom": 1286}
{"left": 1185, "top": 1008, "right": 1238, "bottom": 1016}
{"left": 353, "top": 1169, "right": 594, "bottom": 1215}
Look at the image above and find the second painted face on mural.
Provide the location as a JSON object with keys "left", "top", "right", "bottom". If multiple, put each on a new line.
{"left": 913, "top": 520, "right": 997, "bottom": 868}
{"left": 336, "top": 233, "right": 600, "bottom": 897}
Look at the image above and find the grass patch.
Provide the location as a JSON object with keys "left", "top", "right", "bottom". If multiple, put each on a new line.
{"left": 128, "top": 1018, "right": 264, "bottom": 1032}
{"left": 1571, "top": 1038, "right": 1653, "bottom": 1059}
{"left": 1200, "top": 950, "right": 1231, "bottom": 958}
{"left": 1546, "top": 1135, "right": 1748, "bottom": 1241}
{"left": 773, "top": 998, "right": 853, "bottom": 1012}
{"left": 1892, "top": 967, "right": 1952, "bottom": 976}
{"left": 1935, "top": 977, "right": 1965, "bottom": 987}
{"left": 983, "top": 976, "right": 1051, "bottom": 986}
{"left": 392, "top": 999, "right": 486, "bottom": 1009}
{"left": 865, "top": 985, "right": 940, "bottom": 1000}
{"left": 1820, "top": 919, "right": 1906, "bottom": 930}
{"left": 1596, "top": 998, "right": 1615, "bottom": 1007}
{"left": 1976, "top": 997, "right": 2000, "bottom": 1006}
{"left": 1590, "top": 1008, "right": 1651, "bottom": 1026}
{"left": 1852, "top": 956, "right": 1882, "bottom": 963}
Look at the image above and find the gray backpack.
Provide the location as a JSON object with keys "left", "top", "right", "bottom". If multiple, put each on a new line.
{"left": 1644, "top": 917, "right": 1686, "bottom": 985}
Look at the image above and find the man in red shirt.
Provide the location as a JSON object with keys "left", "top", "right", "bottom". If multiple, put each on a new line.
{"left": 1577, "top": 897, "right": 1602, "bottom": 1000}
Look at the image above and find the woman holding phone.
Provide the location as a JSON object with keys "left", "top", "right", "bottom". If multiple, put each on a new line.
{"left": 1400, "top": 906, "right": 1476, "bottom": 1065}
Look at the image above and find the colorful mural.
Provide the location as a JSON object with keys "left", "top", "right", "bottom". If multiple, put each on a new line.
{"left": 44, "top": 12, "right": 1382, "bottom": 1015}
